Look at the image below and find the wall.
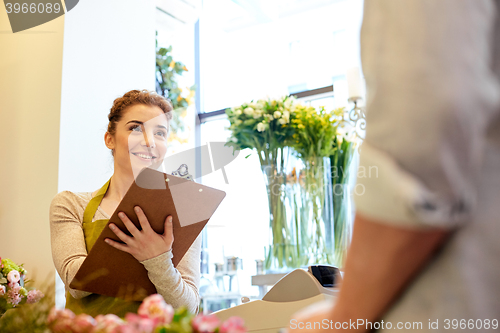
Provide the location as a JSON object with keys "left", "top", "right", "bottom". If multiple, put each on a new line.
{"left": 0, "top": 0, "right": 157, "bottom": 306}
{"left": 0, "top": 8, "right": 65, "bottom": 286}
{"left": 59, "top": 0, "right": 156, "bottom": 192}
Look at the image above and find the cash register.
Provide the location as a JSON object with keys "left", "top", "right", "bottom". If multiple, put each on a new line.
{"left": 213, "top": 265, "right": 341, "bottom": 333}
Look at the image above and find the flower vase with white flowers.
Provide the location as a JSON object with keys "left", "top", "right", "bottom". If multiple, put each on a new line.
{"left": 226, "top": 96, "right": 302, "bottom": 270}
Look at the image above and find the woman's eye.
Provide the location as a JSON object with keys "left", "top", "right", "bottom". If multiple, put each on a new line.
{"left": 130, "top": 125, "right": 142, "bottom": 132}
{"left": 155, "top": 131, "right": 166, "bottom": 137}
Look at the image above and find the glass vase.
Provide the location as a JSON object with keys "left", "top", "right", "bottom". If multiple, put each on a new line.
{"left": 292, "top": 156, "right": 334, "bottom": 266}
{"left": 330, "top": 140, "right": 357, "bottom": 268}
{"left": 332, "top": 184, "right": 353, "bottom": 268}
{"left": 261, "top": 148, "right": 300, "bottom": 272}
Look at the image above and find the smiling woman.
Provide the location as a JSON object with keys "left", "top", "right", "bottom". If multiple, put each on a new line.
{"left": 49, "top": 90, "right": 202, "bottom": 317}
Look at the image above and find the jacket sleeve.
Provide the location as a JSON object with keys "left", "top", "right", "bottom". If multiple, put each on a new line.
{"left": 354, "top": 0, "right": 500, "bottom": 229}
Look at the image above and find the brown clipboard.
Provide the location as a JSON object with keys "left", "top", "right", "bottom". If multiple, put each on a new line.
{"left": 69, "top": 167, "right": 226, "bottom": 301}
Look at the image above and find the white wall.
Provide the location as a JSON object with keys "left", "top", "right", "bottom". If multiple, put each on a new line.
{"left": 59, "top": 0, "right": 156, "bottom": 193}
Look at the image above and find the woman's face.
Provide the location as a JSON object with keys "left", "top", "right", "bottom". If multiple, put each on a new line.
{"left": 105, "top": 104, "right": 169, "bottom": 178}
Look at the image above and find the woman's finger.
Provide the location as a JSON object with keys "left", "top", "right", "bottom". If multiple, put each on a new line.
{"left": 105, "top": 237, "right": 131, "bottom": 253}
{"left": 118, "top": 212, "right": 142, "bottom": 239}
{"left": 134, "top": 206, "right": 154, "bottom": 233}
{"left": 163, "top": 216, "right": 174, "bottom": 250}
{"left": 109, "top": 222, "right": 134, "bottom": 244}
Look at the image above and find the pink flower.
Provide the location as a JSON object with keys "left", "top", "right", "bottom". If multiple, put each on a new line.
{"left": 137, "top": 294, "right": 174, "bottom": 325}
{"left": 7, "top": 270, "right": 20, "bottom": 283}
{"left": 192, "top": 315, "right": 220, "bottom": 333}
{"left": 220, "top": 317, "right": 246, "bottom": 333}
{"left": 27, "top": 289, "right": 44, "bottom": 303}
{"left": 124, "top": 313, "right": 157, "bottom": 333}
{"left": 93, "top": 314, "right": 125, "bottom": 333}
{"left": 108, "top": 324, "right": 138, "bottom": 333}
{"left": 0, "top": 285, "right": 5, "bottom": 296}
{"left": 8, "top": 281, "right": 19, "bottom": 289}
{"left": 47, "top": 307, "right": 76, "bottom": 333}
{"left": 70, "top": 313, "right": 96, "bottom": 333}
{"left": 7, "top": 292, "right": 22, "bottom": 306}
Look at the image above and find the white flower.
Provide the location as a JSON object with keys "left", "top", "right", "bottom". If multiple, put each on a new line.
{"left": 336, "top": 125, "right": 348, "bottom": 138}
{"left": 243, "top": 107, "right": 254, "bottom": 116}
{"left": 235, "top": 109, "right": 242, "bottom": 115}
{"left": 273, "top": 111, "right": 281, "bottom": 119}
{"left": 7, "top": 270, "right": 20, "bottom": 284}
{"left": 283, "top": 110, "right": 290, "bottom": 119}
{"left": 253, "top": 109, "right": 263, "bottom": 119}
{"left": 278, "top": 118, "right": 287, "bottom": 125}
{"left": 257, "top": 123, "right": 266, "bottom": 132}
{"left": 284, "top": 98, "right": 293, "bottom": 109}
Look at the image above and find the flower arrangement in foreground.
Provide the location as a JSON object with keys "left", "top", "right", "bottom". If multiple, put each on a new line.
{"left": 47, "top": 294, "right": 246, "bottom": 333}
{"left": 0, "top": 257, "right": 44, "bottom": 316}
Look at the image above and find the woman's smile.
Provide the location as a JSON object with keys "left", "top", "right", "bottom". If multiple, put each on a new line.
{"left": 131, "top": 151, "right": 158, "bottom": 161}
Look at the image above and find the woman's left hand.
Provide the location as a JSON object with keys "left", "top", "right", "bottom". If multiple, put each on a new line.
{"left": 105, "top": 206, "right": 174, "bottom": 262}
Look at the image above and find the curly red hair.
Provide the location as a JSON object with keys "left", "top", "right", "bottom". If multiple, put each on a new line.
{"left": 107, "top": 89, "right": 173, "bottom": 136}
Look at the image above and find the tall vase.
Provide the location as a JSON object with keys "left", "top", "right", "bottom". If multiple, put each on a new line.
{"left": 261, "top": 148, "right": 299, "bottom": 271}
{"left": 330, "top": 139, "right": 357, "bottom": 268}
{"left": 332, "top": 184, "right": 352, "bottom": 267}
{"left": 294, "top": 156, "right": 334, "bottom": 266}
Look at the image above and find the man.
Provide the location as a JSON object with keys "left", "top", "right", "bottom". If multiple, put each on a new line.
{"left": 291, "top": 1, "right": 500, "bottom": 331}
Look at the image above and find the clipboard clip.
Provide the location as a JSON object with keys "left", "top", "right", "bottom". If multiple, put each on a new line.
{"left": 172, "top": 164, "right": 194, "bottom": 181}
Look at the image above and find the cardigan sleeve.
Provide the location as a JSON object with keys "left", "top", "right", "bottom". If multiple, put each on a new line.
{"left": 49, "top": 191, "right": 93, "bottom": 299}
{"left": 140, "top": 235, "right": 202, "bottom": 314}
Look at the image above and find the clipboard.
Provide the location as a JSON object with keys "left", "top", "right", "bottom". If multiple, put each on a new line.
{"left": 69, "top": 167, "right": 226, "bottom": 301}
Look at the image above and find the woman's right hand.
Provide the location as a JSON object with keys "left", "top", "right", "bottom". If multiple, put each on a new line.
{"left": 105, "top": 206, "right": 174, "bottom": 262}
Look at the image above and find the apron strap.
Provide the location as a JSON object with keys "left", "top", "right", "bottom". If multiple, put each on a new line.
{"left": 83, "top": 179, "right": 111, "bottom": 224}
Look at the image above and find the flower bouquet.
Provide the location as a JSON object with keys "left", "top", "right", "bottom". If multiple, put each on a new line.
{"left": 47, "top": 294, "right": 246, "bottom": 333}
{"left": 0, "top": 257, "right": 44, "bottom": 317}
{"left": 288, "top": 106, "right": 343, "bottom": 266}
{"left": 226, "top": 96, "right": 299, "bottom": 270}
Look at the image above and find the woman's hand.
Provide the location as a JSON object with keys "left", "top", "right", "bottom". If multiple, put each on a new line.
{"left": 105, "top": 206, "right": 174, "bottom": 262}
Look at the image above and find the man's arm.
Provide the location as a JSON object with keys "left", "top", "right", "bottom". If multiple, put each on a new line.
{"left": 291, "top": 214, "right": 449, "bottom": 332}
{"left": 330, "top": 214, "right": 449, "bottom": 330}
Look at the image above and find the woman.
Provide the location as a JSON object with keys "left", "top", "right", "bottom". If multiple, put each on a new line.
{"left": 50, "top": 90, "right": 201, "bottom": 317}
